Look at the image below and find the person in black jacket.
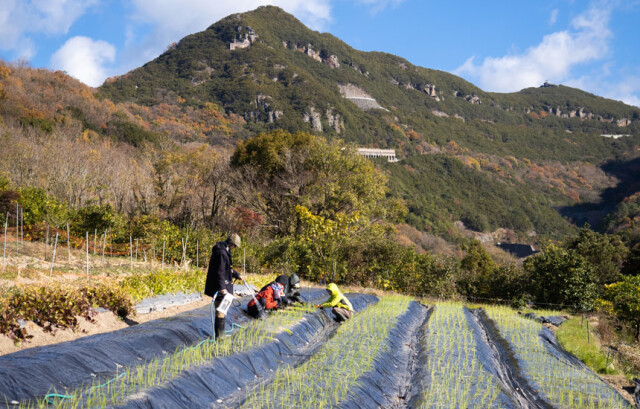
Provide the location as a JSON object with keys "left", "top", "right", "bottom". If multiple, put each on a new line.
{"left": 204, "top": 233, "right": 243, "bottom": 338}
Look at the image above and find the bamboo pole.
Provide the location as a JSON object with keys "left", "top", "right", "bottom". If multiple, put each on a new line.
{"left": 135, "top": 238, "right": 139, "bottom": 261}
{"left": 67, "top": 222, "right": 71, "bottom": 262}
{"left": 94, "top": 229, "right": 97, "bottom": 255}
{"left": 181, "top": 237, "right": 188, "bottom": 271}
{"left": 20, "top": 207, "right": 23, "bottom": 246}
{"left": 196, "top": 240, "right": 199, "bottom": 269}
{"left": 130, "top": 236, "right": 133, "bottom": 272}
{"left": 86, "top": 231, "right": 89, "bottom": 283}
{"left": 49, "top": 232, "right": 58, "bottom": 277}
{"left": 3, "top": 215, "right": 7, "bottom": 270}
{"left": 102, "top": 230, "right": 106, "bottom": 261}
{"left": 162, "top": 241, "right": 165, "bottom": 270}
{"left": 45, "top": 224, "right": 49, "bottom": 261}
{"left": 16, "top": 203, "right": 19, "bottom": 255}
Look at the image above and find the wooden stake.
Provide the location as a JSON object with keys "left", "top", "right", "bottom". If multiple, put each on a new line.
{"left": 94, "top": 229, "right": 97, "bottom": 255}
{"left": 49, "top": 232, "right": 58, "bottom": 277}
{"left": 20, "top": 207, "right": 23, "bottom": 246}
{"left": 135, "top": 238, "right": 139, "bottom": 260}
{"left": 162, "top": 241, "right": 165, "bottom": 270}
{"left": 196, "top": 240, "right": 199, "bottom": 269}
{"left": 130, "top": 236, "right": 133, "bottom": 272}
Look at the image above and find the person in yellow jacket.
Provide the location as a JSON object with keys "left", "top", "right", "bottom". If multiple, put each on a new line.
{"left": 315, "top": 283, "right": 354, "bottom": 322}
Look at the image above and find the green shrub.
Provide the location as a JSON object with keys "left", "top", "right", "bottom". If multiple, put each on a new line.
{"left": 599, "top": 275, "right": 640, "bottom": 340}
{"left": 18, "top": 187, "right": 71, "bottom": 227}
{"left": 525, "top": 244, "right": 598, "bottom": 311}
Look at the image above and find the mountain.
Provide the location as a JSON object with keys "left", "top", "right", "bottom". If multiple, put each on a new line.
{"left": 99, "top": 6, "right": 640, "bottom": 154}
{"left": 8, "top": 6, "right": 640, "bottom": 242}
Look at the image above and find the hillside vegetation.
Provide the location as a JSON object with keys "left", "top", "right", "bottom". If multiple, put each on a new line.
{"left": 96, "top": 6, "right": 640, "bottom": 239}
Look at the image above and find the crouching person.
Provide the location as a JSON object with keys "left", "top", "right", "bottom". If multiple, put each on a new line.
{"left": 247, "top": 282, "right": 285, "bottom": 318}
{"left": 315, "top": 283, "right": 353, "bottom": 322}
{"left": 274, "top": 273, "right": 303, "bottom": 305}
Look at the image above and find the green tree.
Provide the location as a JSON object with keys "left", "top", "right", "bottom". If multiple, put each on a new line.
{"left": 565, "top": 227, "right": 628, "bottom": 285}
{"left": 457, "top": 240, "right": 498, "bottom": 298}
{"left": 525, "top": 244, "right": 598, "bottom": 311}
{"left": 231, "top": 130, "right": 394, "bottom": 236}
{"left": 600, "top": 275, "right": 640, "bottom": 340}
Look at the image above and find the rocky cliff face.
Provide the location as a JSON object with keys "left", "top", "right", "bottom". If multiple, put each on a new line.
{"left": 229, "top": 26, "right": 258, "bottom": 50}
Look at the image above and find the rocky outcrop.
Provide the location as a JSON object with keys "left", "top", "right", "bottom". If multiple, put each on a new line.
{"left": 283, "top": 41, "right": 342, "bottom": 69}
{"left": 326, "top": 109, "right": 343, "bottom": 134}
{"left": 452, "top": 90, "right": 481, "bottom": 104}
{"left": 617, "top": 118, "right": 631, "bottom": 127}
{"left": 431, "top": 109, "right": 449, "bottom": 118}
{"left": 466, "top": 94, "right": 481, "bottom": 104}
{"left": 303, "top": 107, "right": 322, "bottom": 131}
{"left": 324, "top": 55, "right": 340, "bottom": 69}
{"left": 390, "top": 78, "right": 440, "bottom": 101}
{"left": 347, "top": 62, "right": 367, "bottom": 75}
{"left": 244, "top": 94, "right": 282, "bottom": 123}
{"left": 229, "top": 26, "right": 257, "bottom": 50}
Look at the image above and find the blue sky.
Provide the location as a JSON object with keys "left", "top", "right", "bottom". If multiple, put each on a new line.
{"left": 1, "top": 0, "right": 639, "bottom": 106}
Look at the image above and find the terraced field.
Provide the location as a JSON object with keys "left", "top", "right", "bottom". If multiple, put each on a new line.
{"left": 0, "top": 292, "right": 633, "bottom": 409}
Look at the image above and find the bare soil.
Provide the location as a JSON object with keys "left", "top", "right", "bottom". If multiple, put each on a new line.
{"left": 601, "top": 374, "right": 637, "bottom": 405}
{"left": 0, "top": 296, "right": 211, "bottom": 356}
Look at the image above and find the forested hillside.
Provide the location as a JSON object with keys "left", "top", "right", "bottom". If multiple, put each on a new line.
{"left": 95, "top": 6, "right": 640, "bottom": 241}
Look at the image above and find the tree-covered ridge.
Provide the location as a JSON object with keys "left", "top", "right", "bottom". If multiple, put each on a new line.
{"left": 98, "top": 5, "right": 640, "bottom": 150}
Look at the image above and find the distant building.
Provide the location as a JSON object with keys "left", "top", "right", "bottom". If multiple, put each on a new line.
{"left": 357, "top": 148, "right": 399, "bottom": 162}
{"left": 496, "top": 242, "right": 538, "bottom": 258}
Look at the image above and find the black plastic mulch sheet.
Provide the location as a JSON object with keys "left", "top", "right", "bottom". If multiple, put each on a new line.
{"left": 112, "top": 293, "right": 378, "bottom": 409}
{"left": 406, "top": 306, "right": 519, "bottom": 409}
{"left": 538, "top": 326, "right": 635, "bottom": 408}
{"left": 521, "top": 312, "right": 568, "bottom": 327}
{"left": 481, "top": 309, "right": 633, "bottom": 409}
{"left": 337, "top": 301, "right": 430, "bottom": 409}
{"left": 467, "top": 308, "right": 548, "bottom": 409}
{"left": 0, "top": 289, "right": 328, "bottom": 404}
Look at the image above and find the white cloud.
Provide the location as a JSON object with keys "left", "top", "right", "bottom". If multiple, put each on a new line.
{"left": 356, "top": 0, "right": 405, "bottom": 14}
{"left": 50, "top": 36, "right": 115, "bottom": 87}
{"left": 454, "top": 5, "right": 612, "bottom": 92}
{"left": 550, "top": 9, "right": 559, "bottom": 25}
{"left": 567, "top": 72, "right": 640, "bottom": 108}
{"left": 0, "top": 0, "right": 98, "bottom": 58}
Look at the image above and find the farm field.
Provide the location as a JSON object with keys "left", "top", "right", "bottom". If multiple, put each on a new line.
{"left": 0, "top": 290, "right": 635, "bottom": 409}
